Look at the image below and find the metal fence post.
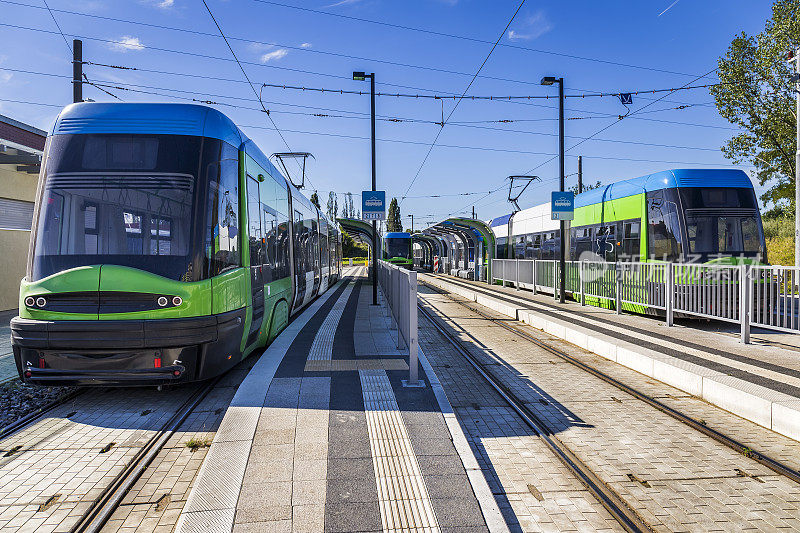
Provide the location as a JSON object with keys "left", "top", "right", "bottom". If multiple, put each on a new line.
{"left": 532, "top": 259, "right": 537, "bottom": 293}
{"left": 579, "top": 260, "right": 585, "bottom": 306}
{"left": 516, "top": 259, "right": 520, "bottom": 291}
{"left": 740, "top": 264, "right": 751, "bottom": 344}
{"left": 554, "top": 261, "right": 559, "bottom": 301}
{"left": 666, "top": 262, "right": 674, "bottom": 327}
{"left": 615, "top": 262, "right": 622, "bottom": 314}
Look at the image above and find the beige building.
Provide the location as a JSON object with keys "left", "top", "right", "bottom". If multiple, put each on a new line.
{"left": 0, "top": 114, "right": 46, "bottom": 312}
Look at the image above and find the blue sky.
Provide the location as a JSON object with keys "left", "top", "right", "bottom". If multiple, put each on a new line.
{"left": 0, "top": 0, "right": 774, "bottom": 228}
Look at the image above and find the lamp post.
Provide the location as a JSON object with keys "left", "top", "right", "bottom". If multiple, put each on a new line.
{"left": 354, "top": 71, "right": 378, "bottom": 305}
{"left": 407, "top": 214, "right": 414, "bottom": 233}
{"left": 541, "top": 75, "right": 566, "bottom": 304}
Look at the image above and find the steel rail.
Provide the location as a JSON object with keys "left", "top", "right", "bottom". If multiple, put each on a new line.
{"left": 0, "top": 387, "right": 87, "bottom": 441}
{"left": 69, "top": 378, "right": 220, "bottom": 533}
{"left": 416, "top": 301, "right": 652, "bottom": 533}
{"left": 421, "top": 275, "right": 800, "bottom": 485}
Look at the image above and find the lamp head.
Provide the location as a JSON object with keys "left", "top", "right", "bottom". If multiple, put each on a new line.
{"left": 353, "top": 71, "right": 367, "bottom": 81}
{"left": 540, "top": 76, "right": 556, "bottom": 86}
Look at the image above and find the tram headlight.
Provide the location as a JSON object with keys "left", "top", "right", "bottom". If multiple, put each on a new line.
{"left": 172, "top": 296, "right": 183, "bottom": 306}
{"left": 157, "top": 296, "right": 168, "bottom": 307}
{"left": 24, "top": 296, "right": 35, "bottom": 307}
{"left": 35, "top": 297, "right": 46, "bottom": 308}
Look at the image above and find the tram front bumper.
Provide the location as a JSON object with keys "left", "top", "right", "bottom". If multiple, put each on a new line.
{"left": 10, "top": 310, "right": 245, "bottom": 386}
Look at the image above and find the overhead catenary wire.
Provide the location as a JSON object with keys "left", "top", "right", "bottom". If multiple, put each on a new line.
{"left": 0, "top": 66, "right": 733, "bottom": 156}
{"left": 251, "top": 0, "right": 709, "bottom": 78}
{"left": 399, "top": 0, "right": 528, "bottom": 206}
{"left": 2, "top": 0, "right": 720, "bottom": 88}
{"left": 39, "top": 0, "right": 123, "bottom": 101}
{"left": 199, "top": 0, "right": 311, "bottom": 189}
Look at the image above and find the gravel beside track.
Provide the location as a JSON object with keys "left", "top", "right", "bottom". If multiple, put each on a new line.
{"left": 0, "top": 380, "right": 79, "bottom": 429}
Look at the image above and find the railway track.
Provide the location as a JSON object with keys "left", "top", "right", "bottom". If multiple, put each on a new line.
{"left": 69, "top": 378, "right": 219, "bottom": 533}
{"left": 420, "top": 277, "right": 800, "bottom": 486}
{"left": 0, "top": 379, "right": 220, "bottom": 533}
{"left": 416, "top": 301, "right": 651, "bottom": 533}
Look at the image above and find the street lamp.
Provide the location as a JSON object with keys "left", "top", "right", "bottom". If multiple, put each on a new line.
{"left": 407, "top": 214, "right": 414, "bottom": 233}
{"left": 354, "top": 71, "right": 378, "bottom": 305}
{"left": 541, "top": 75, "right": 566, "bottom": 304}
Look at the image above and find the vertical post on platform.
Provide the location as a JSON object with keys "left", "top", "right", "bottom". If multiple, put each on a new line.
{"left": 615, "top": 262, "right": 622, "bottom": 314}
{"left": 409, "top": 270, "right": 418, "bottom": 384}
{"left": 740, "top": 264, "right": 751, "bottom": 344}
{"left": 72, "top": 39, "right": 82, "bottom": 103}
{"left": 532, "top": 259, "right": 537, "bottom": 293}
{"left": 579, "top": 260, "right": 585, "bottom": 306}
{"left": 516, "top": 258, "right": 520, "bottom": 291}
{"left": 666, "top": 263, "right": 674, "bottom": 327}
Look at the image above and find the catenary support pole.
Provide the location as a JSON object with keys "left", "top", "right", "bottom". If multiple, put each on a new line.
{"left": 370, "top": 74, "right": 378, "bottom": 305}
{"left": 558, "top": 78, "right": 566, "bottom": 304}
{"left": 72, "top": 39, "right": 82, "bottom": 103}
{"left": 578, "top": 155, "right": 583, "bottom": 194}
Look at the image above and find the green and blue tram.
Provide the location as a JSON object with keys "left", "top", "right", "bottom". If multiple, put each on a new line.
{"left": 492, "top": 169, "right": 766, "bottom": 264}
{"left": 12, "top": 103, "right": 342, "bottom": 386}
{"left": 382, "top": 232, "right": 413, "bottom": 269}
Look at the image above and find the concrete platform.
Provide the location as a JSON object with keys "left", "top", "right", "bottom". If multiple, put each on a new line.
{"left": 176, "top": 267, "right": 502, "bottom": 533}
{"left": 421, "top": 272, "right": 800, "bottom": 443}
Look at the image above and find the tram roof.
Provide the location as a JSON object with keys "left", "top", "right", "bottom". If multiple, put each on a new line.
{"left": 384, "top": 232, "right": 410, "bottom": 238}
{"left": 574, "top": 169, "right": 752, "bottom": 208}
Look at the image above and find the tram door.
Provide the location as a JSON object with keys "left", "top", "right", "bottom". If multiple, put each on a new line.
{"left": 246, "top": 176, "right": 265, "bottom": 345}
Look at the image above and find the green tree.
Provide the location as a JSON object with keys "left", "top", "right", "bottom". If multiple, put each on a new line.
{"left": 309, "top": 191, "right": 321, "bottom": 209}
{"left": 386, "top": 197, "right": 402, "bottom": 232}
{"left": 342, "top": 232, "right": 368, "bottom": 257}
{"left": 710, "top": 0, "right": 799, "bottom": 210}
{"left": 570, "top": 181, "right": 602, "bottom": 195}
{"left": 326, "top": 191, "right": 338, "bottom": 221}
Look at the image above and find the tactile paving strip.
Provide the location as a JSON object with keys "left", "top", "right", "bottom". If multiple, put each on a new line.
{"left": 359, "top": 369, "right": 440, "bottom": 533}
{"left": 307, "top": 282, "right": 353, "bottom": 361}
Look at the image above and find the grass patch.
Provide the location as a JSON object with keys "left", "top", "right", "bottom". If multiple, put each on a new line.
{"left": 185, "top": 437, "right": 212, "bottom": 451}
{"left": 762, "top": 216, "right": 794, "bottom": 266}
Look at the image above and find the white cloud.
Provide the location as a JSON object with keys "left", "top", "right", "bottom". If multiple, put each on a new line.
{"left": 158, "top": 0, "right": 174, "bottom": 8}
{"left": 300, "top": 42, "right": 312, "bottom": 49}
{"left": 261, "top": 49, "right": 288, "bottom": 62}
{"left": 109, "top": 36, "right": 145, "bottom": 52}
{"left": 507, "top": 11, "right": 552, "bottom": 41}
{"left": 325, "top": 0, "right": 362, "bottom": 7}
{"left": 0, "top": 72, "right": 13, "bottom": 84}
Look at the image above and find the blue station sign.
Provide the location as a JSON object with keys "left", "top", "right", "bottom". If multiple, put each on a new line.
{"left": 551, "top": 191, "right": 574, "bottom": 221}
{"left": 362, "top": 190, "right": 386, "bottom": 221}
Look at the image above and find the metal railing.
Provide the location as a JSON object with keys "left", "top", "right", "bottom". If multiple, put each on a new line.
{"left": 490, "top": 258, "right": 800, "bottom": 343}
{"left": 377, "top": 260, "right": 421, "bottom": 386}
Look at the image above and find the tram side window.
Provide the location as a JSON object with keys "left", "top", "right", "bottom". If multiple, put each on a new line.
{"left": 496, "top": 237, "right": 507, "bottom": 259}
{"left": 622, "top": 220, "right": 640, "bottom": 261}
{"left": 647, "top": 191, "right": 682, "bottom": 261}
{"left": 571, "top": 226, "right": 593, "bottom": 260}
{"left": 247, "top": 176, "right": 264, "bottom": 269}
{"left": 206, "top": 150, "right": 240, "bottom": 276}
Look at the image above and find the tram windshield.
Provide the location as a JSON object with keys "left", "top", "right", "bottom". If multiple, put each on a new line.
{"left": 684, "top": 214, "right": 763, "bottom": 256}
{"left": 30, "top": 134, "right": 238, "bottom": 281}
{"left": 384, "top": 238, "right": 411, "bottom": 260}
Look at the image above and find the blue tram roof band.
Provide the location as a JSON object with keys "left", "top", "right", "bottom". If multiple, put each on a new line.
{"left": 50, "top": 102, "right": 287, "bottom": 191}
{"left": 384, "top": 232, "right": 411, "bottom": 238}
{"left": 489, "top": 168, "right": 754, "bottom": 227}
{"left": 574, "top": 169, "right": 753, "bottom": 209}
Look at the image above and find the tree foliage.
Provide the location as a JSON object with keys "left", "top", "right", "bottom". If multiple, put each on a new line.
{"left": 326, "top": 191, "right": 338, "bottom": 221}
{"left": 309, "top": 192, "right": 321, "bottom": 209}
{"left": 710, "top": 0, "right": 799, "bottom": 209}
{"left": 386, "top": 197, "right": 402, "bottom": 232}
{"left": 342, "top": 232, "right": 368, "bottom": 257}
{"left": 570, "top": 181, "right": 602, "bottom": 195}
